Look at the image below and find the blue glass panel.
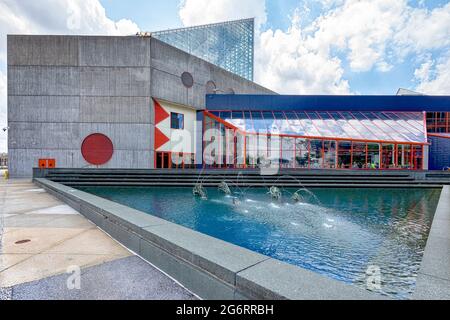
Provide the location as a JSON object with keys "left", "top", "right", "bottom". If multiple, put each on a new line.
{"left": 231, "top": 111, "right": 243, "bottom": 119}
{"left": 318, "top": 112, "right": 332, "bottom": 120}
{"left": 251, "top": 111, "right": 267, "bottom": 132}
{"left": 219, "top": 111, "right": 231, "bottom": 121}
{"left": 153, "top": 19, "right": 254, "bottom": 80}
{"left": 273, "top": 112, "right": 285, "bottom": 119}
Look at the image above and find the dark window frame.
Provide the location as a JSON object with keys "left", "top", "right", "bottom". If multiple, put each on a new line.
{"left": 171, "top": 112, "right": 184, "bottom": 130}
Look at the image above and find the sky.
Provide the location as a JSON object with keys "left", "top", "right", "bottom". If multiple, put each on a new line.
{"left": 0, "top": 0, "right": 450, "bottom": 152}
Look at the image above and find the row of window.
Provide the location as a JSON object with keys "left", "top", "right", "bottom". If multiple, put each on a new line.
{"left": 203, "top": 114, "right": 424, "bottom": 170}
{"left": 155, "top": 152, "right": 195, "bottom": 169}
{"left": 209, "top": 110, "right": 426, "bottom": 143}
{"left": 426, "top": 112, "right": 450, "bottom": 133}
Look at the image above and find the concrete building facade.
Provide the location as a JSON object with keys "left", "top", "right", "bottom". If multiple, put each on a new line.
{"left": 7, "top": 35, "right": 273, "bottom": 177}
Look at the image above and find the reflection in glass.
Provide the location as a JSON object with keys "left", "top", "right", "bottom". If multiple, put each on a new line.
{"left": 367, "top": 143, "right": 380, "bottom": 169}
{"left": 323, "top": 140, "right": 336, "bottom": 169}
{"left": 352, "top": 142, "right": 367, "bottom": 169}
{"left": 310, "top": 140, "right": 323, "bottom": 169}
{"left": 382, "top": 144, "right": 395, "bottom": 169}
{"left": 338, "top": 141, "right": 352, "bottom": 169}
{"left": 281, "top": 137, "right": 295, "bottom": 168}
{"left": 295, "top": 139, "right": 309, "bottom": 168}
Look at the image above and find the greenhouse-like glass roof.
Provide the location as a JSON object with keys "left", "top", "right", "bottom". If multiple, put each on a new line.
{"left": 207, "top": 110, "right": 427, "bottom": 144}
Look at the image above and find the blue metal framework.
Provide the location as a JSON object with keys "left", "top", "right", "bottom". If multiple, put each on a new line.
{"left": 206, "top": 95, "right": 450, "bottom": 112}
{"left": 153, "top": 19, "right": 254, "bottom": 80}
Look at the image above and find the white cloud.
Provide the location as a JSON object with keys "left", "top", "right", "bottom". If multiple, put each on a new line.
{"left": 394, "top": 2, "right": 450, "bottom": 56}
{"left": 415, "top": 55, "right": 450, "bottom": 94}
{"left": 179, "top": 0, "right": 351, "bottom": 94}
{"left": 0, "top": 0, "right": 140, "bottom": 152}
{"left": 308, "top": 0, "right": 406, "bottom": 72}
{"left": 179, "top": 0, "right": 267, "bottom": 29}
{"left": 179, "top": 0, "right": 450, "bottom": 95}
{"left": 256, "top": 21, "right": 350, "bottom": 94}
{"left": 414, "top": 59, "right": 434, "bottom": 83}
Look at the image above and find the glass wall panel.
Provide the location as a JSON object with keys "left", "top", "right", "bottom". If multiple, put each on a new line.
{"left": 267, "top": 135, "right": 280, "bottom": 166}
{"left": 225, "top": 128, "right": 235, "bottom": 167}
{"left": 307, "top": 112, "right": 335, "bottom": 137}
{"left": 256, "top": 134, "right": 268, "bottom": 166}
{"left": 367, "top": 143, "right": 380, "bottom": 169}
{"left": 243, "top": 111, "right": 254, "bottom": 132}
{"left": 251, "top": 111, "right": 267, "bottom": 133}
{"left": 381, "top": 144, "right": 395, "bottom": 169}
{"left": 372, "top": 115, "right": 406, "bottom": 142}
{"left": 295, "top": 138, "right": 309, "bottom": 168}
{"left": 236, "top": 132, "right": 245, "bottom": 167}
{"left": 296, "top": 112, "right": 322, "bottom": 137}
{"left": 184, "top": 153, "right": 195, "bottom": 169}
{"left": 405, "top": 112, "right": 427, "bottom": 132}
{"left": 323, "top": 140, "right": 336, "bottom": 169}
{"left": 413, "top": 145, "right": 423, "bottom": 170}
{"left": 263, "top": 112, "right": 278, "bottom": 134}
{"left": 330, "top": 112, "right": 364, "bottom": 140}
{"left": 203, "top": 111, "right": 426, "bottom": 171}
{"left": 281, "top": 137, "right": 295, "bottom": 168}
{"left": 352, "top": 142, "right": 367, "bottom": 169}
{"left": 337, "top": 141, "right": 352, "bottom": 169}
{"left": 358, "top": 112, "right": 393, "bottom": 141}
{"left": 309, "top": 140, "right": 323, "bottom": 169}
{"left": 397, "top": 144, "right": 412, "bottom": 169}
{"left": 153, "top": 19, "right": 254, "bottom": 80}
{"left": 322, "top": 112, "right": 347, "bottom": 137}
{"left": 285, "top": 112, "right": 306, "bottom": 136}
{"left": 426, "top": 112, "right": 450, "bottom": 133}
{"left": 246, "top": 134, "right": 258, "bottom": 168}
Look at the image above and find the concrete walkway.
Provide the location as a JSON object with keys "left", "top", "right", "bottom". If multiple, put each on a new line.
{"left": 0, "top": 179, "right": 196, "bottom": 300}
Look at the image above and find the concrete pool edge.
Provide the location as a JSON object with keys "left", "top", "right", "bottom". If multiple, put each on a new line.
{"left": 413, "top": 185, "right": 450, "bottom": 300}
{"left": 33, "top": 178, "right": 384, "bottom": 300}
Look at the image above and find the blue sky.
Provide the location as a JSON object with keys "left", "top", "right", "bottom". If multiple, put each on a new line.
{"left": 99, "top": 0, "right": 181, "bottom": 31}
{"left": 97, "top": 0, "right": 450, "bottom": 95}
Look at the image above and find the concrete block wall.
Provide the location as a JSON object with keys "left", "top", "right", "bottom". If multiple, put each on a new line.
{"left": 7, "top": 35, "right": 274, "bottom": 177}
{"left": 8, "top": 35, "right": 154, "bottom": 177}
{"left": 150, "top": 38, "right": 274, "bottom": 109}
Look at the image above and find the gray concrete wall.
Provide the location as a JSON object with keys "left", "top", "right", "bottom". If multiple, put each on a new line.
{"left": 150, "top": 38, "right": 274, "bottom": 109}
{"left": 7, "top": 35, "right": 273, "bottom": 177}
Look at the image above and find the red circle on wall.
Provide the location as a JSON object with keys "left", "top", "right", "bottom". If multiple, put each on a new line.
{"left": 81, "top": 133, "right": 114, "bottom": 165}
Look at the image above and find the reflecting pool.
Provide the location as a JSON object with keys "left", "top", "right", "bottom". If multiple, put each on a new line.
{"left": 78, "top": 186, "right": 440, "bottom": 299}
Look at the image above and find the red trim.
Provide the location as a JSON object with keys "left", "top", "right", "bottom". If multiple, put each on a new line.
{"left": 203, "top": 112, "right": 427, "bottom": 170}
{"left": 154, "top": 127, "right": 170, "bottom": 150}
{"left": 153, "top": 98, "right": 170, "bottom": 125}
{"left": 428, "top": 133, "right": 450, "bottom": 139}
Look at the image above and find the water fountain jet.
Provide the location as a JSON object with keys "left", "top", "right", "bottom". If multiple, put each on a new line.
{"left": 268, "top": 186, "right": 282, "bottom": 200}
{"left": 193, "top": 183, "right": 207, "bottom": 200}
{"left": 218, "top": 181, "right": 231, "bottom": 195}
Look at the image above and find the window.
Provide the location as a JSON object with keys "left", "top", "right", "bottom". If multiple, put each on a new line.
{"left": 171, "top": 112, "right": 184, "bottom": 130}
{"left": 337, "top": 141, "right": 352, "bottom": 169}
{"left": 426, "top": 112, "right": 450, "bottom": 133}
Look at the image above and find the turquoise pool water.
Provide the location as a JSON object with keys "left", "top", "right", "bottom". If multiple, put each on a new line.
{"left": 78, "top": 186, "right": 440, "bottom": 299}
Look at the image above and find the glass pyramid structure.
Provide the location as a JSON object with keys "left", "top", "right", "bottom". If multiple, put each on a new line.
{"left": 152, "top": 18, "right": 254, "bottom": 81}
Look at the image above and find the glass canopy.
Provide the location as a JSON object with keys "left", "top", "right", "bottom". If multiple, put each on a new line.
{"left": 208, "top": 110, "right": 427, "bottom": 144}
{"left": 153, "top": 19, "right": 254, "bottom": 81}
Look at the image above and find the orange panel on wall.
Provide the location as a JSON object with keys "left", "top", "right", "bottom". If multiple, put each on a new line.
{"left": 39, "top": 159, "right": 56, "bottom": 168}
